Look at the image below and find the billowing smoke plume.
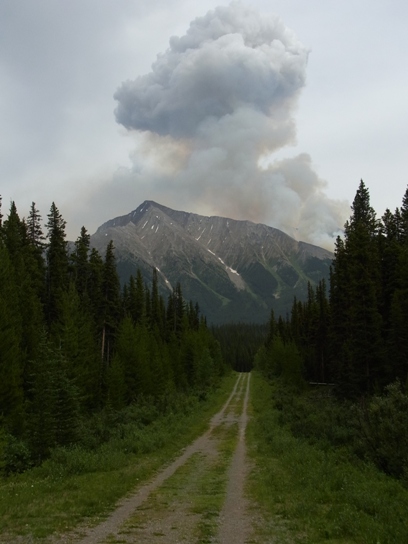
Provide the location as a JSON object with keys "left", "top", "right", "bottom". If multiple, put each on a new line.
{"left": 114, "top": 2, "right": 347, "bottom": 248}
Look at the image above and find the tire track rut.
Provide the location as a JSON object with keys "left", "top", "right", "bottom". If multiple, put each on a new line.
{"left": 75, "top": 372, "right": 252, "bottom": 544}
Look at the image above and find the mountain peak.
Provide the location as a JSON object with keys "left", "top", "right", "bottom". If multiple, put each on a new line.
{"left": 91, "top": 201, "right": 333, "bottom": 323}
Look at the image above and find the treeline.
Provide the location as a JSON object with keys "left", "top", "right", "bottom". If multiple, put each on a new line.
{"left": 0, "top": 199, "right": 226, "bottom": 471}
{"left": 212, "top": 322, "right": 267, "bottom": 372}
{"left": 256, "top": 181, "right": 408, "bottom": 480}
{"left": 258, "top": 180, "right": 408, "bottom": 397}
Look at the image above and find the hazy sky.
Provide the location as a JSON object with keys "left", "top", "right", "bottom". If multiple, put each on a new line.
{"left": 1, "top": 0, "right": 407, "bottom": 248}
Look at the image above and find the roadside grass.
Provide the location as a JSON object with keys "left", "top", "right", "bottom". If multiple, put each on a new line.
{"left": 247, "top": 371, "right": 408, "bottom": 544}
{"left": 0, "top": 373, "right": 237, "bottom": 541}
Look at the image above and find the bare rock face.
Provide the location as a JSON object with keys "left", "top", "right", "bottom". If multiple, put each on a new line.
{"left": 91, "top": 201, "right": 333, "bottom": 324}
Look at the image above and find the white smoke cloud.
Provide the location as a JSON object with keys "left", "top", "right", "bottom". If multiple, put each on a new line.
{"left": 113, "top": 2, "right": 348, "bottom": 249}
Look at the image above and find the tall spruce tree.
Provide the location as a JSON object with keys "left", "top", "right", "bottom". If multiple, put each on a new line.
{"left": 71, "top": 226, "right": 91, "bottom": 299}
{"left": 330, "top": 181, "right": 383, "bottom": 395}
{"left": 45, "top": 203, "right": 69, "bottom": 325}
{"left": 26, "top": 202, "right": 46, "bottom": 303}
{"left": 3, "top": 202, "right": 44, "bottom": 393}
{"left": 28, "top": 330, "right": 80, "bottom": 462}
{"left": 0, "top": 246, "right": 24, "bottom": 434}
{"left": 101, "top": 240, "right": 121, "bottom": 365}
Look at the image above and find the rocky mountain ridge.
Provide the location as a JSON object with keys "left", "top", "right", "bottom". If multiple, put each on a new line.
{"left": 91, "top": 201, "right": 333, "bottom": 323}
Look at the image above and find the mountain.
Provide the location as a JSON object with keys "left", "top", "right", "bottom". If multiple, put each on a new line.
{"left": 90, "top": 201, "right": 333, "bottom": 324}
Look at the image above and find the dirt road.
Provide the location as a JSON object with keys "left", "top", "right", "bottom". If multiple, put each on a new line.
{"left": 74, "top": 372, "right": 254, "bottom": 544}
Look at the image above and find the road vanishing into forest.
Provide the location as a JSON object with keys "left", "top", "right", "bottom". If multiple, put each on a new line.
{"left": 67, "top": 373, "right": 254, "bottom": 544}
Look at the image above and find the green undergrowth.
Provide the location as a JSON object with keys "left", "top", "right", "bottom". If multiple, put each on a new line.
{"left": 0, "top": 373, "right": 236, "bottom": 541}
{"left": 247, "top": 371, "right": 408, "bottom": 543}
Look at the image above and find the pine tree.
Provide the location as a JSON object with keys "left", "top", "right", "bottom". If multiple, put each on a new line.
{"left": 113, "top": 316, "right": 138, "bottom": 403}
{"left": 28, "top": 330, "right": 80, "bottom": 462}
{"left": 101, "top": 240, "right": 121, "bottom": 365}
{"left": 150, "top": 268, "right": 165, "bottom": 335}
{"left": 88, "top": 248, "right": 104, "bottom": 328}
{"left": 55, "top": 283, "right": 101, "bottom": 411}
{"left": 3, "top": 202, "right": 44, "bottom": 394}
{"left": 125, "top": 271, "right": 146, "bottom": 325}
{"left": 45, "top": 203, "right": 69, "bottom": 325}
{"left": 25, "top": 202, "right": 46, "bottom": 303}
{"left": 400, "top": 186, "right": 408, "bottom": 243}
{"left": 106, "top": 355, "right": 126, "bottom": 410}
{"left": 71, "top": 226, "right": 91, "bottom": 299}
{"left": 27, "top": 202, "right": 46, "bottom": 253}
{"left": 330, "top": 181, "right": 383, "bottom": 396}
{"left": 0, "top": 246, "right": 24, "bottom": 434}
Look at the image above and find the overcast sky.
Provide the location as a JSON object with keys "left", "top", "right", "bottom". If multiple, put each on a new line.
{"left": 1, "top": 0, "right": 407, "bottom": 248}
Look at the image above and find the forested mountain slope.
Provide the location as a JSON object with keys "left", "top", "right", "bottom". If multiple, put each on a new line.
{"left": 91, "top": 201, "right": 333, "bottom": 323}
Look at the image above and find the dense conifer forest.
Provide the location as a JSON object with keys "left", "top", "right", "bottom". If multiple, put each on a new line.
{"left": 2, "top": 181, "right": 408, "bottom": 487}
{"left": 256, "top": 180, "right": 408, "bottom": 482}
{"left": 0, "top": 199, "right": 227, "bottom": 473}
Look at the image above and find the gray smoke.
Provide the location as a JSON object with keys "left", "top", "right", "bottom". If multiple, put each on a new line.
{"left": 114, "top": 2, "right": 347, "bottom": 249}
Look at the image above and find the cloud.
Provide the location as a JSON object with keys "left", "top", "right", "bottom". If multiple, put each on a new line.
{"left": 113, "top": 2, "right": 348, "bottom": 249}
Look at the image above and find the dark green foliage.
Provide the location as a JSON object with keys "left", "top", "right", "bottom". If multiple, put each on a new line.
{"left": 101, "top": 240, "right": 121, "bottom": 365}
{"left": 124, "top": 270, "right": 145, "bottom": 324}
{"left": 45, "top": 202, "right": 69, "bottom": 324}
{"left": 255, "top": 180, "right": 408, "bottom": 484}
{"left": 330, "top": 181, "right": 384, "bottom": 394}
{"left": 28, "top": 331, "right": 80, "bottom": 462}
{"left": 0, "top": 199, "right": 226, "bottom": 476}
{"left": 0, "top": 246, "right": 24, "bottom": 433}
{"left": 54, "top": 283, "right": 101, "bottom": 411}
{"left": 355, "top": 381, "right": 408, "bottom": 478}
{"left": 212, "top": 322, "right": 267, "bottom": 372}
{"left": 274, "top": 180, "right": 408, "bottom": 399}
{"left": 71, "top": 226, "right": 91, "bottom": 298}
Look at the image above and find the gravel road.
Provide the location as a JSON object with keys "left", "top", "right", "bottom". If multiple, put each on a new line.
{"left": 58, "top": 372, "right": 255, "bottom": 544}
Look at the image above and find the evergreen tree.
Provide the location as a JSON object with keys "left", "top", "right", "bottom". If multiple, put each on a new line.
{"left": 26, "top": 202, "right": 46, "bottom": 253}
{"left": 106, "top": 354, "right": 126, "bottom": 410}
{"left": 71, "top": 226, "right": 91, "bottom": 299}
{"left": 0, "top": 247, "right": 24, "bottom": 434}
{"left": 45, "top": 203, "right": 69, "bottom": 324}
{"left": 3, "top": 202, "right": 44, "bottom": 393}
{"left": 55, "top": 283, "right": 101, "bottom": 411}
{"left": 113, "top": 316, "right": 138, "bottom": 403}
{"left": 330, "top": 181, "right": 383, "bottom": 396}
{"left": 88, "top": 248, "right": 104, "bottom": 329}
{"left": 25, "top": 202, "right": 46, "bottom": 303}
{"left": 149, "top": 268, "right": 166, "bottom": 336}
{"left": 28, "top": 331, "right": 80, "bottom": 462}
{"left": 124, "top": 270, "right": 146, "bottom": 325}
{"left": 101, "top": 240, "right": 121, "bottom": 365}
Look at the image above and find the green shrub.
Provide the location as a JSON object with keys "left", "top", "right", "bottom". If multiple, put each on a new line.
{"left": 355, "top": 380, "right": 408, "bottom": 478}
{"left": 1, "top": 434, "right": 32, "bottom": 475}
